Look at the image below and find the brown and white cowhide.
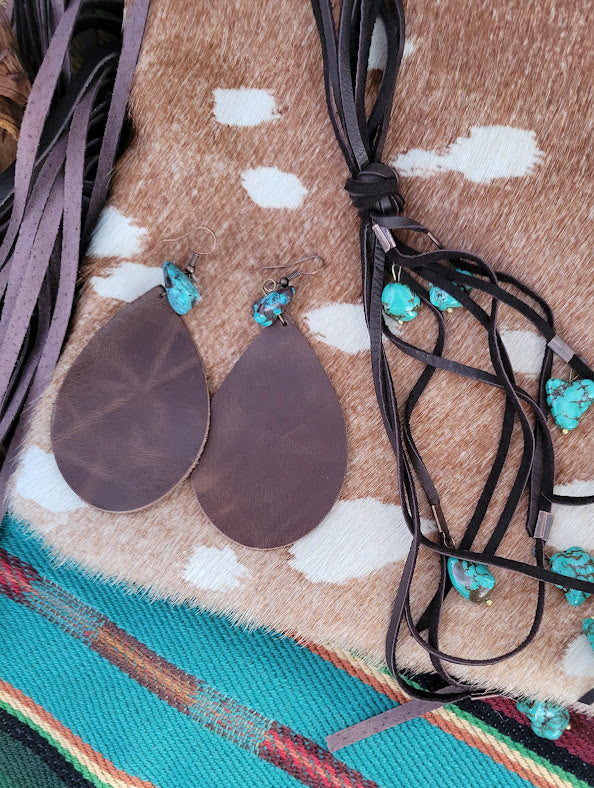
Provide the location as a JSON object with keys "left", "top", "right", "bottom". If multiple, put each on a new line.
{"left": 7, "top": 0, "right": 594, "bottom": 712}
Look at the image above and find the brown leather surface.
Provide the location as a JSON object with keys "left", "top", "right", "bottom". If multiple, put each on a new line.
{"left": 51, "top": 287, "right": 209, "bottom": 512}
{"left": 191, "top": 318, "right": 348, "bottom": 549}
{"left": 325, "top": 695, "right": 451, "bottom": 752}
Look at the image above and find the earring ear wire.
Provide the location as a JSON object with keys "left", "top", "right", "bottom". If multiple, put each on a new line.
{"left": 263, "top": 253, "right": 325, "bottom": 277}
{"left": 161, "top": 225, "right": 217, "bottom": 254}
{"left": 159, "top": 226, "right": 217, "bottom": 280}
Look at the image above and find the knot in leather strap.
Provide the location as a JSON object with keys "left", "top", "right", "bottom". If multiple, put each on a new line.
{"left": 344, "top": 162, "right": 404, "bottom": 220}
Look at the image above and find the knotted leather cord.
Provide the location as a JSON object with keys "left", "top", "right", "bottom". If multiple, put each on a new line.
{"left": 311, "top": 0, "right": 594, "bottom": 713}
{"left": 0, "top": 0, "right": 151, "bottom": 508}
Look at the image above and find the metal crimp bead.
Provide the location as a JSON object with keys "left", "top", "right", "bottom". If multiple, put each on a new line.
{"left": 534, "top": 511, "right": 553, "bottom": 542}
{"left": 547, "top": 336, "right": 575, "bottom": 363}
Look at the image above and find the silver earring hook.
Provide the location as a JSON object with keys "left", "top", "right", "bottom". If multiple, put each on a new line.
{"left": 160, "top": 226, "right": 217, "bottom": 278}
{"left": 263, "top": 253, "right": 325, "bottom": 277}
{"left": 262, "top": 254, "right": 325, "bottom": 289}
{"left": 161, "top": 225, "right": 217, "bottom": 253}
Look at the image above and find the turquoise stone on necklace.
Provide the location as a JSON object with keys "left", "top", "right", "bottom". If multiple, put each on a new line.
{"left": 545, "top": 378, "right": 594, "bottom": 433}
{"left": 429, "top": 269, "right": 471, "bottom": 312}
{"left": 447, "top": 557, "right": 495, "bottom": 604}
{"left": 381, "top": 282, "right": 420, "bottom": 323}
{"left": 162, "top": 261, "right": 201, "bottom": 315}
{"left": 516, "top": 698, "right": 570, "bottom": 740}
{"left": 584, "top": 618, "right": 594, "bottom": 652}
{"left": 549, "top": 546, "right": 594, "bottom": 606}
{"left": 252, "top": 286, "right": 295, "bottom": 327}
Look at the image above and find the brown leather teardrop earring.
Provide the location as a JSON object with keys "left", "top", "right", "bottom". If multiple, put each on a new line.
{"left": 51, "top": 248, "right": 212, "bottom": 513}
{"left": 191, "top": 257, "right": 348, "bottom": 549}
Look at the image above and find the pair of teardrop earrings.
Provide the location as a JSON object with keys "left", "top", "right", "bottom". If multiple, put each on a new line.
{"left": 50, "top": 239, "right": 348, "bottom": 550}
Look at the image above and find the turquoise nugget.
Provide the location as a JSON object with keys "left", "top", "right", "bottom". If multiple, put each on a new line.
{"left": 583, "top": 618, "right": 594, "bottom": 652}
{"left": 447, "top": 557, "right": 496, "bottom": 604}
{"left": 549, "top": 546, "right": 594, "bottom": 606}
{"left": 381, "top": 282, "right": 420, "bottom": 322}
{"left": 545, "top": 378, "right": 594, "bottom": 432}
{"left": 516, "top": 699, "right": 570, "bottom": 740}
{"left": 252, "top": 287, "right": 294, "bottom": 326}
{"left": 162, "top": 261, "right": 201, "bottom": 315}
{"left": 429, "top": 269, "right": 471, "bottom": 312}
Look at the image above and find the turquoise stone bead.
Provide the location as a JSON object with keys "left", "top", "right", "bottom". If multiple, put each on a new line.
{"left": 252, "top": 287, "right": 294, "bottom": 327}
{"left": 162, "top": 261, "right": 201, "bottom": 315}
{"left": 447, "top": 557, "right": 496, "bottom": 604}
{"left": 516, "top": 698, "right": 570, "bottom": 740}
{"left": 583, "top": 618, "right": 594, "bottom": 652}
{"left": 549, "top": 546, "right": 594, "bottom": 606}
{"left": 381, "top": 282, "right": 420, "bottom": 322}
{"left": 545, "top": 378, "right": 594, "bottom": 432}
{"left": 429, "top": 269, "right": 471, "bottom": 312}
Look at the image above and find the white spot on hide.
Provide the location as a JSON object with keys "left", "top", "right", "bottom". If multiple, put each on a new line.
{"left": 86, "top": 207, "right": 147, "bottom": 258}
{"left": 303, "top": 303, "right": 403, "bottom": 353}
{"left": 562, "top": 634, "right": 594, "bottom": 678}
{"left": 500, "top": 330, "right": 546, "bottom": 375}
{"left": 550, "top": 480, "right": 594, "bottom": 553}
{"left": 288, "top": 498, "right": 435, "bottom": 583}
{"left": 90, "top": 262, "right": 164, "bottom": 303}
{"left": 182, "top": 545, "right": 249, "bottom": 591}
{"left": 14, "top": 447, "right": 87, "bottom": 513}
{"left": 403, "top": 39, "right": 416, "bottom": 59}
{"left": 393, "top": 126, "right": 544, "bottom": 183}
{"left": 383, "top": 313, "right": 404, "bottom": 338}
{"left": 304, "top": 303, "right": 370, "bottom": 354}
{"left": 368, "top": 19, "right": 416, "bottom": 70}
{"left": 368, "top": 18, "right": 388, "bottom": 70}
{"left": 241, "top": 167, "right": 308, "bottom": 209}
{"left": 213, "top": 88, "right": 279, "bottom": 127}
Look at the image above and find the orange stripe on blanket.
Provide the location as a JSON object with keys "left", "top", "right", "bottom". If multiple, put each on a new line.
{"left": 0, "top": 678, "right": 157, "bottom": 788}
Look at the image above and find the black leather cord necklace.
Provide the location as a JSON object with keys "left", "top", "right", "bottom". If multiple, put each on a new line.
{"left": 311, "top": 0, "right": 594, "bottom": 746}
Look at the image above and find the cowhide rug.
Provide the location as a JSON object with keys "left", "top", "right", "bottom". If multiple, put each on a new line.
{"left": 7, "top": 0, "right": 594, "bottom": 713}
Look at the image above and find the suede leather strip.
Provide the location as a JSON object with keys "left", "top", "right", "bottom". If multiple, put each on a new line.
{"left": 0, "top": 0, "right": 151, "bottom": 509}
{"left": 326, "top": 692, "right": 455, "bottom": 752}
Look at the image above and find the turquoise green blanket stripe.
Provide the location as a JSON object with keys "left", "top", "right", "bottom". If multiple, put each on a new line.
{"left": 0, "top": 515, "right": 534, "bottom": 788}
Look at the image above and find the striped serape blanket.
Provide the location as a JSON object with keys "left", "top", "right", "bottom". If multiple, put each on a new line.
{"left": 0, "top": 513, "right": 592, "bottom": 788}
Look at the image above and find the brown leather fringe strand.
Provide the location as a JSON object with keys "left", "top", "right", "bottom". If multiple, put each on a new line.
{"left": 0, "top": 0, "right": 151, "bottom": 509}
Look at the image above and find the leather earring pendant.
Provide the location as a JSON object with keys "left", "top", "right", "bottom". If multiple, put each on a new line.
{"left": 191, "top": 264, "right": 348, "bottom": 549}
{"left": 51, "top": 255, "right": 210, "bottom": 512}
